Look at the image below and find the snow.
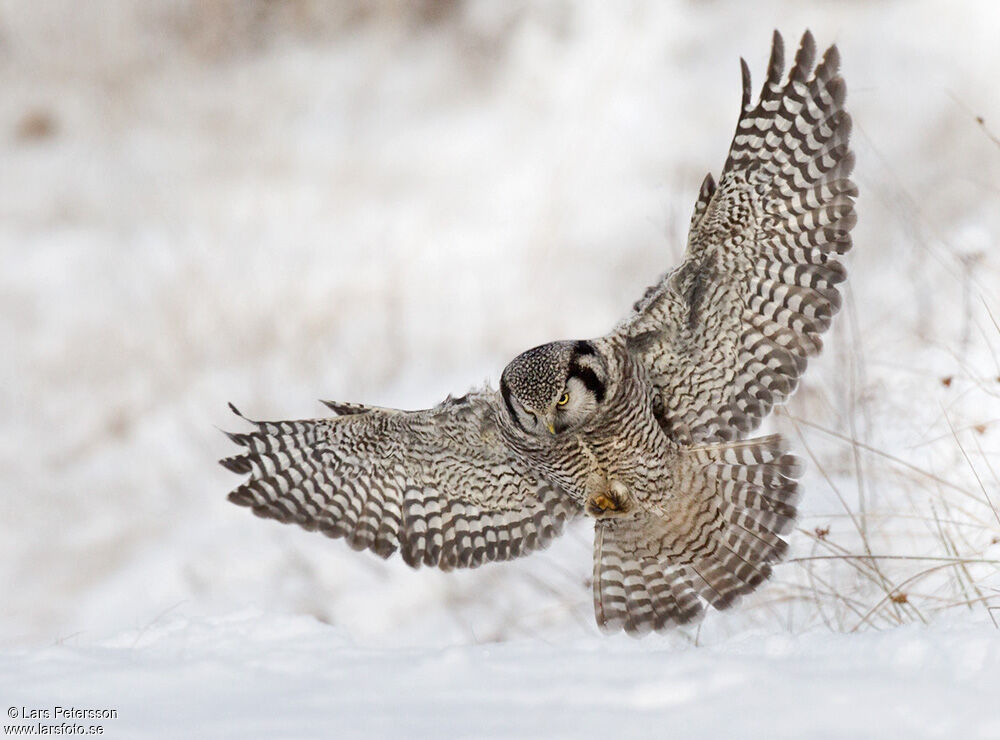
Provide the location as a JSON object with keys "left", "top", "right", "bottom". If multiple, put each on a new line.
{"left": 3, "top": 613, "right": 999, "bottom": 739}
{"left": 3, "top": 1, "right": 1000, "bottom": 737}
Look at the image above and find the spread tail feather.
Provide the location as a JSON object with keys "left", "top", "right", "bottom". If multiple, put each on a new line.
{"left": 593, "top": 434, "right": 800, "bottom": 635}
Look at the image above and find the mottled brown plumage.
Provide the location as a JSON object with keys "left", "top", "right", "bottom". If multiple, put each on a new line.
{"left": 222, "top": 31, "right": 855, "bottom": 635}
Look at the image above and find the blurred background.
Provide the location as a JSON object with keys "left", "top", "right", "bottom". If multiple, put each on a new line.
{"left": 2, "top": 0, "right": 999, "bottom": 647}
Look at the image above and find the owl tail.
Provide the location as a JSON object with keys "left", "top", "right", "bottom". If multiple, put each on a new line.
{"left": 592, "top": 434, "right": 801, "bottom": 635}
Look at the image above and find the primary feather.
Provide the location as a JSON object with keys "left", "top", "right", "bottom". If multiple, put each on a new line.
{"left": 621, "top": 29, "right": 855, "bottom": 445}
{"left": 222, "top": 397, "right": 580, "bottom": 571}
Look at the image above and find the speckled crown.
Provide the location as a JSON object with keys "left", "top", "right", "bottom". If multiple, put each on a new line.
{"left": 500, "top": 341, "right": 572, "bottom": 411}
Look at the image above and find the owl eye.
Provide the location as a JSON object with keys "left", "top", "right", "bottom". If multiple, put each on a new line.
{"left": 556, "top": 392, "right": 570, "bottom": 406}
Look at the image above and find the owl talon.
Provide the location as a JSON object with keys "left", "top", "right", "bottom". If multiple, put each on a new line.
{"left": 591, "top": 494, "right": 617, "bottom": 512}
{"left": 586, "top": 482, "right": 631, "bottom": 517}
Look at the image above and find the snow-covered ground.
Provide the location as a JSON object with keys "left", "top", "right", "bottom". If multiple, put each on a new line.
{"left": 2, "top": 1, "right": 1000, "bottom": 737}
{"left": 1, "top": 612, "right": 998, "bottom": 739}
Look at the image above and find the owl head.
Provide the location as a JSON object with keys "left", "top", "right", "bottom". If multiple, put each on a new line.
{"left": 500, "top": 340, "right": 608, "bottom": 436}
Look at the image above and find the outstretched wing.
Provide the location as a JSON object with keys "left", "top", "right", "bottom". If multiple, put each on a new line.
{"left": 221, "top": 393, "right": 582, "bottom": 570}
{"left": 619, "top": 30, "right": 856, "bottom": 444}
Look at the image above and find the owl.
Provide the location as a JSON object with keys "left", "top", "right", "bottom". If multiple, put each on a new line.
{"left": 221, "top": 31, "right": 856, "bottom": 635}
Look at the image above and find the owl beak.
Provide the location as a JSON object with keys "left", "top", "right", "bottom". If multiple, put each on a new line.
{"left": 546, "top": 421, "right": 556, "bottom": 435}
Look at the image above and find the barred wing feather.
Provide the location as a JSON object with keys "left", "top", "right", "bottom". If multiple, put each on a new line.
{"left": 620, "top": 30, "right": 856, "bottom": 445}
{"left": 221, "top": 394, "right": 581, "bottom": 571}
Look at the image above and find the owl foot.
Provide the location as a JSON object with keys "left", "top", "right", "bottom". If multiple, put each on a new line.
{"left": 586, "top": 480, "right": 631, "bottom": 518}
